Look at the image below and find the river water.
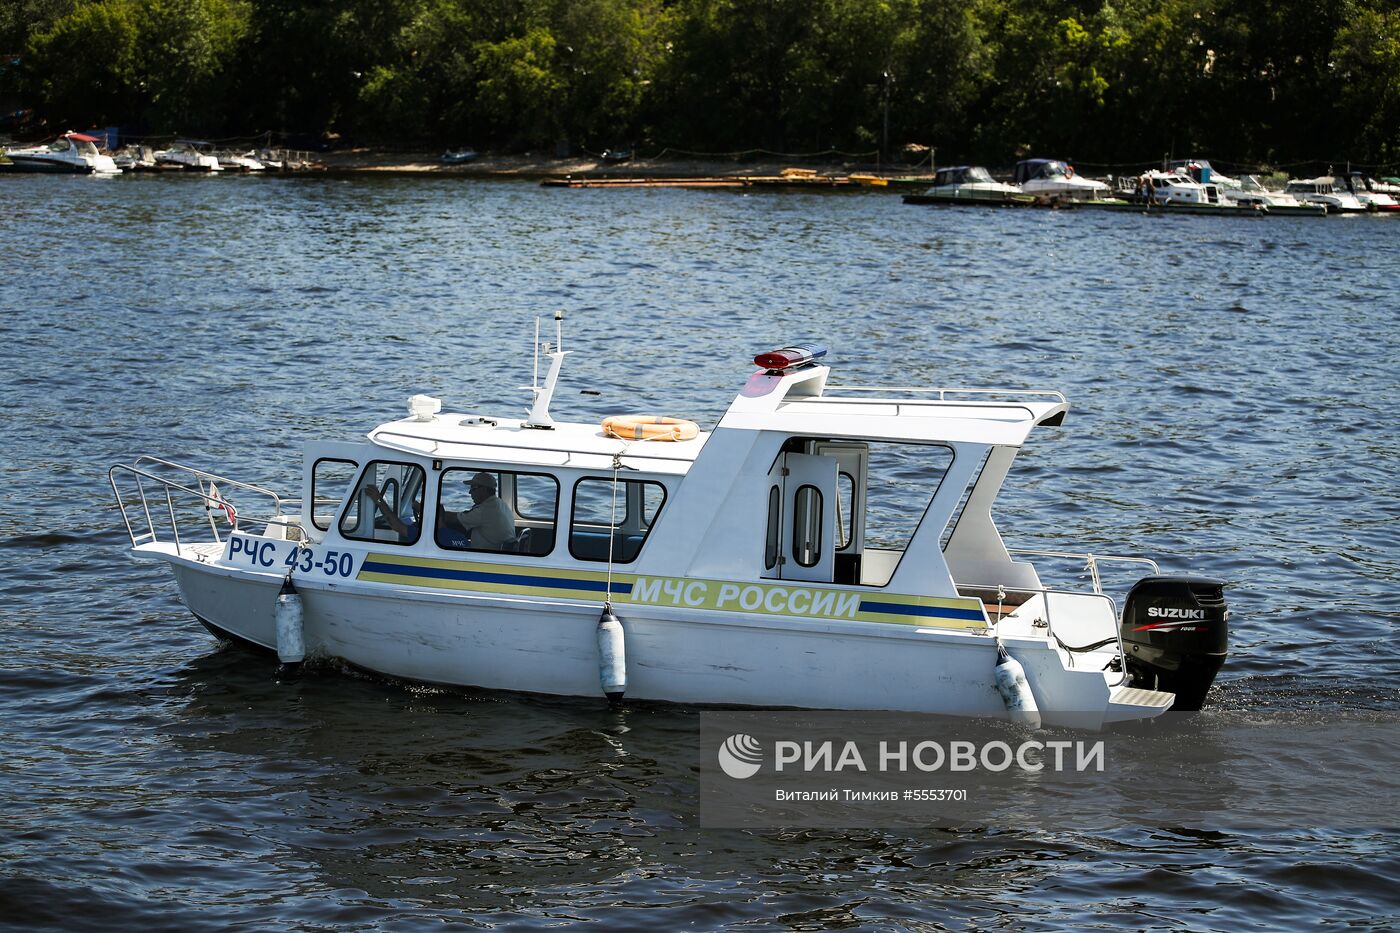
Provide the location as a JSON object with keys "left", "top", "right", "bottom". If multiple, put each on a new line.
{"left": 1, "top": 173, "right": 1397, "bottom": 930}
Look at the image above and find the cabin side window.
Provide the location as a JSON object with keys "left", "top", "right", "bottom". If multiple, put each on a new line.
{"left": 339, "top": 460, "right": 426, "bottom": 546}
{"left": 435, "top": 467, "right": 558, "bottom": 556}
{"left": 764, "top": 485, "right": 781, "bottom": 570}
{"left": 835, "top": 471, "right": 854, "bottom": 550}
{"left": 311, "top": 458, "right": 358, "bottom": 531}
{"left": 791, "top": 484, "right": 823, "bottom": 568}
{"left": 570, "top": 477, "right": 667, "bottom": 564}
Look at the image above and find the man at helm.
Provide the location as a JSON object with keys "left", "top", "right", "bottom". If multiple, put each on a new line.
{"left": 455, "top": 472, "right": 515, "bottom": 550}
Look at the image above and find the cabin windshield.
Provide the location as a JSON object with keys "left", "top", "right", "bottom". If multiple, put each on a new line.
{"left": 339, "top": 460, "right": 425, "bottom": 545}
{"left": 965, "top": 167, "right": 994, "bottom": 183}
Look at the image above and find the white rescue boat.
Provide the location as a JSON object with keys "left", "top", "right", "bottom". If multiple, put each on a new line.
{"left": 109, "top": 318, "right": 1229, "bottom": 728}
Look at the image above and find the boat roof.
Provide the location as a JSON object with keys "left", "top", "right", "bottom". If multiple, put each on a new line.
{"left": 66, "top": 132, "right": 100, "bottom": 142}
{"left": 369, "top": 415, "right": 709, "bottom": 475}
{"left": 365, "top": 364, "right": 1068, "bottom": 472}
{"left": 721, "top": 367, "right": 1066, "bottom": 446}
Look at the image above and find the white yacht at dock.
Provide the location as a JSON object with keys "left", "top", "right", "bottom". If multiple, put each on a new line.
{"left": 1014, "top": 159, "right": 1109, "bottom": 201}
{"left": 154, "top": 139, "right": 222, "bottom": 171}
{"left": 110, "top": 321, "right": 1229, "bottom": 728}
{"left": 2, "top": 132, "right": 119, "bottom": 174}
{"left": 1284, "top": 176, "right": 1368, "bottom": 213}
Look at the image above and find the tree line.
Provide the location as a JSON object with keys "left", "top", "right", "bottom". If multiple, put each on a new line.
{"left": 3, "top": 0, "right": 1398, "bottom": 168}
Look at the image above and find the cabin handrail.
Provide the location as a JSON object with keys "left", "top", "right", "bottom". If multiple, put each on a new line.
{"left": 1005, "top": 548, "right": 1160, "bottom": 594}
{"left": 959, "top": 581, "right": 1128, "bottom": 685}
{"left": 826, "top": 385, "right": 1068, "bottom": 404}
{"left": 109, "top": 460, "right": 299, "bottom": 554}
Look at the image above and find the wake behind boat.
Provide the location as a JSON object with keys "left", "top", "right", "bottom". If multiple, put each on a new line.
{"left": 109, "top": 318, "right": 1229, "bottom": 728}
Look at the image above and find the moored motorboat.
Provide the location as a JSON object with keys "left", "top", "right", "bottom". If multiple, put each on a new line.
{"left": 2, "top": 132, "right": 119, "bottom": 174}
{"left": 216, "top": 149, "right": 267, "bottom": 172}
{"left": 903, "top": 165, "right": 1027, "bottom": 206}
{"left": 154, "top": 139, "right": 222, "bottom": 172}
{"left": 1284, "top": 176, "right": 1367, "bottom": 213}
{"left": 1129, "top": 169, "right": 1227, "bottom": 206}
{"left": 1339, "top": 172, "right": 1400, "bottom": 212}
{"left": 442, "top": 147, "right": 478, "bottom": 164}
{"left": 1218, "top": 174, "right": 1328, "bottom": 215}
{"left": 112, "top": 145, "right": 159, "bottom": 171}
{"left": 1168, "top": 158, "right": 1239, "bottom": 189}
{"left": 1014, "top": 158, "right": 1109, "bottom": 201}
{"left": 109, "top": 322, "right": 1229, "bottom": 728}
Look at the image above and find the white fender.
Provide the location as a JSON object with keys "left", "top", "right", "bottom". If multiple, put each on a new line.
{"left": 274, "top": 576, "right": 305, "bottom": 668}
{"left": 597, "top": 605, "right": 626, "bottom": 701}
{"left": 994, "top": 643, "right": 1041, "bottom": 729}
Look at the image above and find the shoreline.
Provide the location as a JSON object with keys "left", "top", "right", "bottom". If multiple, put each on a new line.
{"left": 318, "top": 148, "right": 910, "bottom": 179}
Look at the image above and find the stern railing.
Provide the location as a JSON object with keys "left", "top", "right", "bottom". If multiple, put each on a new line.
{"left": 1006, "top": 548, "right": 1159, "bottom": 595}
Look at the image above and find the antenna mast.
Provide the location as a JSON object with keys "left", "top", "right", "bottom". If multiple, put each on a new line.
{"left": 523, "top": 310, "right": 569, "bottom": 429}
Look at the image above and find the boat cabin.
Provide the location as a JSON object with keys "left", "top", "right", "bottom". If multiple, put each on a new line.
{"left": 932, "top": 166, "right": 997, "bottom": 188}
{"left": 1013, "top": 159, "right": 1069, "bottom": 184}
{"left": 293, "top": 348, "right": 1066, "bottom": 612}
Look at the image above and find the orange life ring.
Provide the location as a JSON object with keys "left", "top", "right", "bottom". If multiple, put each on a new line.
{"left": 601, "top": 415, "right": 700, "bottom": 441}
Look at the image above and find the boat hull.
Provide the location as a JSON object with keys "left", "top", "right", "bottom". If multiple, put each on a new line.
{"left": 165, "top": 553, "right": 1134, "bottom": 728}
{"left": 3, "top": 155, "right": 95, "bottom": 174}
{"left": 903, "top": 193, "right": 1032, "bottom": 207}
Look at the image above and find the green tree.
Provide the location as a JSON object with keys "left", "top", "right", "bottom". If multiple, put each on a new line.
{"left": 1331, "top": 3, "right": 1400, "bottom": 162}
{"left": 138, "top": 0, "right": 252, "bottom": 130}
{"left": 23, "top": 0, "right": 141, "bottom": 127}
{"left": 549, "top": 0, "right": 671, "bottom": 149}
{"left": 472, "top": 26, "right": 564, "bottom": 145}
{"left": 0, "top": 0, "right": 78, "bottom": 54}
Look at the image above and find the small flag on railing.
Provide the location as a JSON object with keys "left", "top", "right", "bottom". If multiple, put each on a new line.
{"left": 208, "top": 483, "right": 238, "bottom": 527}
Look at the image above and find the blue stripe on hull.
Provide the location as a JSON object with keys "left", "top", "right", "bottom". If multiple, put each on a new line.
{"left": 360, "top": 559, "right": 632, "bottom": 595}
{"left": 858, "top": 600, "right": 986, "bottom": 622}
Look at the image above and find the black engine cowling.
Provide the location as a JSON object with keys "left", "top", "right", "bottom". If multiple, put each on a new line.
{"left": 1120, "top": 575, "right": 1228, "bottom": 711}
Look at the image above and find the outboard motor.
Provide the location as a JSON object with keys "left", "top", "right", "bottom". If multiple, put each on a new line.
{"left": 1120, "top": 576, "right": 1228, "bottom": 711}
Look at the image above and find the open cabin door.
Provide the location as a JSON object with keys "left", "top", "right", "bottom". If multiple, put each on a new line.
{"left": 811, "top": 441, "right": 868, "bottom": 585}
{"left": 763, "top": 451, "right": 836, "bottom": 582}
{"left": 300, "top": 441, "right": 372, "bottom": 544}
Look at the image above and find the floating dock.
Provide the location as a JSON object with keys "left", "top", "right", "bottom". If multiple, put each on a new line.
{"left": 1069, "top": 198, "right": 1327, "bottom": 217}
{"left": 541, "top": 172, "right": 859, "bottom": 189}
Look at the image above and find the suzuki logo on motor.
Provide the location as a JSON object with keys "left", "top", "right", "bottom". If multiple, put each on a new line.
{"left": 1147, "top": 607, "right": 1207, "bottom": 620}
